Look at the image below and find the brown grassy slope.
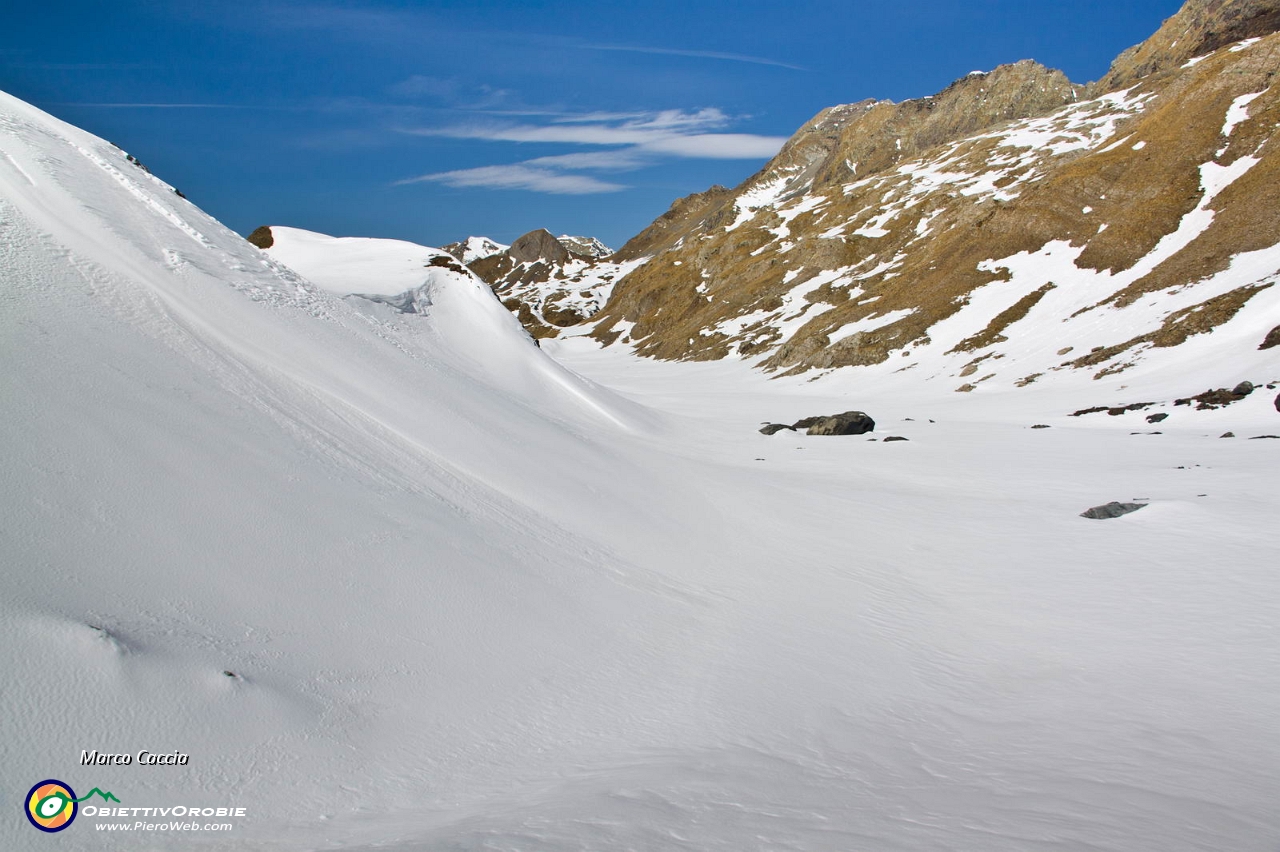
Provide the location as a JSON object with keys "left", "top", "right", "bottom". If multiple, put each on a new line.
{"left": 592, "top": 26, "right": 1280, "bottom": 374}
{"left": 592, "top": 62, "right": 1085, "bottom": 360}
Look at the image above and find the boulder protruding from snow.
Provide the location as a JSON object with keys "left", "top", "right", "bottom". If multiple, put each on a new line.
{"left": 246, "top": 225, "right": 274, "bottom": 249}
{"left": 806, "top": 411, "right": 876, "bottom": 436}
{"left": 1081, "top": 502, "right": 1148, "bottom": 520}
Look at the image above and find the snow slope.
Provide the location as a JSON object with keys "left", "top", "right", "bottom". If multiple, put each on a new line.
{"left": 4, "top": 89, "right": 1280, "bottom": 852}
{"left": 260, "top": 226, "right": 457, "bottom": 296}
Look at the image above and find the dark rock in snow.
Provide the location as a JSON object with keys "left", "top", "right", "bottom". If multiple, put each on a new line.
{"left": 246, "top": 225, "right": 274, "bottom": 249}
{"left": 791, "top": 416, "right": 822, "bottom": 430}
{"left": 883, "top": 436, "right": 909, "bottom": 442}
{"left": 1220, "top": 432, "right": 1236, "bottom": 438}
{"left": 1233, "top": 381, "right": 1255, "bottom": 396}
{"left": 1146, "top": 412, "right": 1169, "bottom": 423}
{"left": 1259, "top": 325, "right": 1280, "bottom": 349}
{"left": 1031, "top": 424, "right": 1051, "bottom": 429}
{"left": 1192, "top": 388, "right": 1247, "bottom": 409}
{"left": 806, "top": 411, "right": 876, "bottom": 436}
{"left": 1081, "top": 502, "right": 1148, "bottom": 520}
{"left": 1275, "top": 392, "right": 1280, "bottom": 412}
{"left": 759, "top": 423, "right": 795, "bottom": 435}
{"left": 1250, "top": 435, "right": 1280, "bottom": 439}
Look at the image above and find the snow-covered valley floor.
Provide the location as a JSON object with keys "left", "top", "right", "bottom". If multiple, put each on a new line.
{"left": 3, "top": 89, "right": 1279, "bottom": 851}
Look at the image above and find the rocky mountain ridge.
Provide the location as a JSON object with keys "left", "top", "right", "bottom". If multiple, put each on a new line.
{"left": 578, "top": 0, "right": 1280, "bottom": 395}
{"left": 463, "top": 228, "right": 633, "bottom": 339}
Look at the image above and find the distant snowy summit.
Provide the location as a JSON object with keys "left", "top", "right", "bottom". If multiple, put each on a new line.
{"left": 556, "top": 234, "right": 613, "bottom": 260}
{"left": 442, "top": 235, "right": 508, "bottom": 265}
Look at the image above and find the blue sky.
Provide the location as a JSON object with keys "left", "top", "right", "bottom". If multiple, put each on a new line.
{"left": 3, "top": 1, "right": 1182, "bottom": 249}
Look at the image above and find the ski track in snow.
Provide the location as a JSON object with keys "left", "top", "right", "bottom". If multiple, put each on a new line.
{"left": 3, "top": 89, "right": 1280, "bottom": 852}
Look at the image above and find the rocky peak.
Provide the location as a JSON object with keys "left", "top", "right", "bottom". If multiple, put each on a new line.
{"left": 1096, "top": 0, "right": 1280, "bottom": 91}
{"left": 508, "top": 228, "right": 571, "bottom": 264}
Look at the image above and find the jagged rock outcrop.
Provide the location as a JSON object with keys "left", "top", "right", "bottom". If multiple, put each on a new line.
{"left": 583, "top": 0, "right": 1280, "bottom": 391}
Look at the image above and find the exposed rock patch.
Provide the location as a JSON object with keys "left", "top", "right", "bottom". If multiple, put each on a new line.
{"left": 1176, "top": 386, "right": 1255, "bottom": 409}
{"left": 1081, "top": 501, "right": 1149, "bottom": 519}
{"left": 806, "top": 411, "right": 877, "bottom": 436}
{"left": 246, "top": 225, "right": 274, "bottom": 249}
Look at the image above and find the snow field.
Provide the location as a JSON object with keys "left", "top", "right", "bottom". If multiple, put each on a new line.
{"left": 3, "top": 87, "right": 1280, "bottom": 852}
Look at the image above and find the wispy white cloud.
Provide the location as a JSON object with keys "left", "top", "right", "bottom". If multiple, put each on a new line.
{"left": 398, "top": 107, "right": 785, "bottom": 195}
{"left": 579, "top": 43, "right": 806, "bottom": 71}
{"left": 640, "top": 133, "right": 787, "bottom": 159}
{"left": 51, "top": 103, "right": 270, "bottom": 109}
{"left": 6, "top": 61, "right": 157, "bottom": 71}
{"left": 403, "top": 108, "right": 786, "bottom": 160}
{"left": 522, "top": 150, "right": 652, "bottom": 171}
{"left": 398, "top": 165, "right": 626, "bottom": 195}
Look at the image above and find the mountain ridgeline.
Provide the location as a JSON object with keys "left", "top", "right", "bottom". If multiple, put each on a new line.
{"left": 573, "top": 0, "right": 1280, "bottom": 389}
{"left": 247, "top": 0, "right": 1280, "bottom": 393}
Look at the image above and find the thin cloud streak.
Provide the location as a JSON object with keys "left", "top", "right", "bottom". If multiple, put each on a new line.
{"left": 402, "top": 108, "right": 787, "bottom": 159}
{"left": 54, "top": 103, "right": 279, "bottom": 109}
{"left": 398, "top": 107, "right": 784, "bottom": 195}
{"left": 399, "top": 165, "right": 626, "bottom": 195}
{"left": 7, "top": 62, "right": 157, "bottom": 71}
{"left": 581, "top": 43, "right": 806, "bottom": 71}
